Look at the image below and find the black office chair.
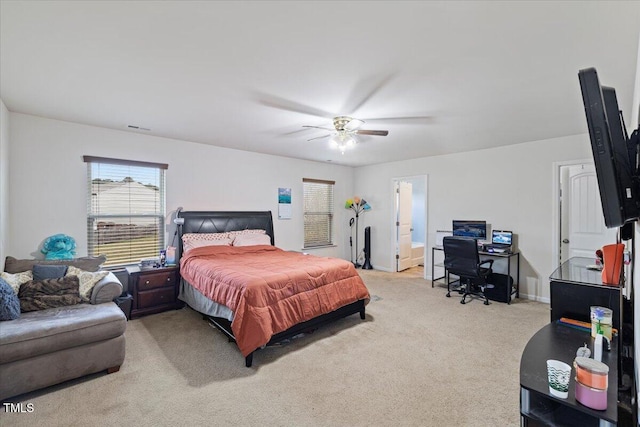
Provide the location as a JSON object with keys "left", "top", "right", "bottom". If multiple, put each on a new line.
{"left": 443, "top": 236, "right": 494, "bottom": 305}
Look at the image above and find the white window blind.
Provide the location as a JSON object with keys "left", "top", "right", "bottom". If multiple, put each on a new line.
{"left": 84, "top": 156, "right": 167, "bottom": 267}
{"left": 303, "top": 178, "right": 335, "bottom": 248}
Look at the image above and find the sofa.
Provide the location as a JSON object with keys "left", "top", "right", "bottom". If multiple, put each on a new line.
{"left": 0, "top": 256, "right": 127, "bottom": 400}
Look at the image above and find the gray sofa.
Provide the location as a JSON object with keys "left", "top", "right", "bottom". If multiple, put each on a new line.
{"left": 0, "top": 259, "right": 127, "bottom": 400}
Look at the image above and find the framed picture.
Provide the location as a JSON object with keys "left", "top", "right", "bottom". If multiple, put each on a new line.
{"left": 278, "top": 187, "right": 291, "bottom": 219}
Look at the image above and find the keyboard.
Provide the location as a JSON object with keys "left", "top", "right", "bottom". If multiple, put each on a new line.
{"left": 485, "top": 245, "right": 511, "bottom": 253}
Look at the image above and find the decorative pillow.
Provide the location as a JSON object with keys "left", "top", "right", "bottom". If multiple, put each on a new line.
{"left": 0, "top": 277, "right": 20, "bottom": 320}
{"left": 4, "top": 255, "right": 107, "bottom": 274}
{"left": 0, "top": 271, "right": 33, "bottom": 295}
{"left": 32, "top": 264, "right": 68, "bottom": 281}
{"left": 183, "top": 237, "right": 233, "bottom": 252}
{"left": 182, "top": 232, "right": 231, "bottom": 251}
{"left": 65, "top": 266, "right": 108, "bottom": 302}
{"left": 18, "top": 276, "right": 82, "bottom": 313}
{"left": 227, "top": 229, "right": 266, "bottom": 237}
{"left": 182, "top": 232, "right": 231, "bottom": 243}
{"left": 232, "top": 233, "right": 272, "bottom": 247}
{"left": 19, "top": 276, "right": 82, "bottom": 312}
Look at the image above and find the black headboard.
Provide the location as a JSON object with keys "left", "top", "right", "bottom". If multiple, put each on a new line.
{"left": 177, "top": 211, "right": 275, "bottom": 259}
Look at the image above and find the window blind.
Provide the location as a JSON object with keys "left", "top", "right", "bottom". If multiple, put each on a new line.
{"left": 303, "top": 178, "right": 335, "bottom": 248}
{"left": 84, "top": 156, "right": 167, "bottom": 267}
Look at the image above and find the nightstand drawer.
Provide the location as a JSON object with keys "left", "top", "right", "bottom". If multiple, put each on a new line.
{"left": 137, "top": 271, "right": 177, "bottom": 291}
{"left": 137, "top": 287, "right": 176, "bottom": 309}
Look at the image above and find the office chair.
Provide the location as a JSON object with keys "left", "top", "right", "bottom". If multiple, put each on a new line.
{"left": 443, "top": 236, "right": 494, "bottom": 305}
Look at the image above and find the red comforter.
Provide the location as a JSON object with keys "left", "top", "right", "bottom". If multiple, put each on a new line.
{"left": 180, "top": 245, "right": 370, "bottom": 356}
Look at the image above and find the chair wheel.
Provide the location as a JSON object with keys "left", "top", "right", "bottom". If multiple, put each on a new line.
{"left": 446, "top": 293, "right": 450, "bottom": 297}
{"left": 484, "top": 300, "right": 489, "bottom": 305}
{"left": 460, "top": 300, "right": 466, "bottom": 304}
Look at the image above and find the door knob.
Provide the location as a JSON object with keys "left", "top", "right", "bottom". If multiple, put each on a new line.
{"left": 562, "top": 239, "right": 570, "bottom": 244}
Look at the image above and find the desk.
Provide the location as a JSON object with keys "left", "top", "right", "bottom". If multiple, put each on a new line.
{"left": 550, "top": 257, "right": 620, "bottom": 330}
{"left": 520, "top": 322, "right": 617, "bottom": 426}
{"left": 431, "top": 246, "right": 520, "bottom": 302}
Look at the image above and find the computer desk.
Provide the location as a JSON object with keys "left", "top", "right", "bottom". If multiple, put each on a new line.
{"left": 431, "top": 245, "right": 520, "bottom": 301}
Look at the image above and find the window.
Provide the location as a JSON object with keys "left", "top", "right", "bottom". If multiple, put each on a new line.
{"left": 303, "top": 178, "right": 335, "bottom": 248}
{"left": 84, "top": 156, "right": 167, "bottom": 267}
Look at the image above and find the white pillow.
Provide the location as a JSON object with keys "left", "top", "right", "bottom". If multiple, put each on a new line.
{"left": 183, "top": 237, "right": 233, "bottom": 252}
{"left": 233, "top": 233, "right": 272, "bottom": 247}
{"left": 0, "top": 270, "right": 33, "bottom": 295}
{"left": 65, "top": 266, "right": 108, "bottom": 302}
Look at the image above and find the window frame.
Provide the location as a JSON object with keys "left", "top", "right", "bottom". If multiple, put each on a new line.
{"left": 302, "top": 178, "right": 335, "bottom": 248}
{"left": 83, "top": 156, "right": 168, "bottom": 268}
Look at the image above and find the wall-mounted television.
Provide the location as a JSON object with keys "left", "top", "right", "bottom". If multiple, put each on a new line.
{"left": 579, "top": 67, "right": 639, "bottom": 425}
{"left": 452, "top": 220, "right": 486, "bottom": 240}
{"left": 578, "top": 67, "right": 639, "bottom": 228}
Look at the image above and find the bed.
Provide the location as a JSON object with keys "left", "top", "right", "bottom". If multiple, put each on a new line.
{"left": 177, "top": 211, "right": 370, "bottom": 367}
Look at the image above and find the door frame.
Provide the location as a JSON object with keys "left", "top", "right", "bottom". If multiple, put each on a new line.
{"left": 390, "top": 175, "right": 429, "bottom": 279}
{"left": 551, "top": 159, "right": 593, "bottom": 270}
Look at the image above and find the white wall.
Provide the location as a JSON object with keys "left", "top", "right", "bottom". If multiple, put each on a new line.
{"left": 0, "top": 100, "right": 9, "bottom": 271}
{"left": 354, "top": 134, "right": 592, "bottom": 301}
{"left": 8, "top": 113, "right": 355, "bottom": 261}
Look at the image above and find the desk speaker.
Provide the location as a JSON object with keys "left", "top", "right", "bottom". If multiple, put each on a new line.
{"left": 362, "top": 226, "right": 373, "bottom": 270}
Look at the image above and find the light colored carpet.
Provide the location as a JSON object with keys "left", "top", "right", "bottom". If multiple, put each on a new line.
{"left": 0, "top": 268, "right": 549, "bottom": 426}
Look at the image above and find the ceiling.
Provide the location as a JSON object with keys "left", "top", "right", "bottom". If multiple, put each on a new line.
{"left": 1, "top": 1, "right": 639, "bottom": 167}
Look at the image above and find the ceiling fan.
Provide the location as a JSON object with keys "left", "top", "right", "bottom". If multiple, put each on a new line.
{"left": 302, "top": 116, "right": 389, "bottom": 154}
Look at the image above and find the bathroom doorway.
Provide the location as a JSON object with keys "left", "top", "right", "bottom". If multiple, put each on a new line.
{"left": 392, "top": 175, "right": 428, "bottom": 278}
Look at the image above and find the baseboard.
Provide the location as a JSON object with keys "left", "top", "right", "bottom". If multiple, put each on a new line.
{"left": 422, "top": 280, "right": 550, "bottom": 305}
{"left": 370, "top": 266, "right": 393, "bottom": 273}
{"left": 518, "top": 292, "right": 550, "bottom": 304}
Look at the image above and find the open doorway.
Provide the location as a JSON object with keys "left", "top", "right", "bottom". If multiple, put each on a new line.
{"left": 392, "top": 175, "right": 428, "bottom": 278}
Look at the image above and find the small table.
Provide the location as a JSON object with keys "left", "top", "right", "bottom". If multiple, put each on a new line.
{"left": 520, "top": 322, "right": 617, "bottom": 426}
{"left": 126, "top": 265, "right": 182, "bottom": 318}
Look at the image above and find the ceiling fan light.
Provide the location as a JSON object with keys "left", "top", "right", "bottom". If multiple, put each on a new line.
{"left": 344, "top": 118, "right": 364, "bottom": 131}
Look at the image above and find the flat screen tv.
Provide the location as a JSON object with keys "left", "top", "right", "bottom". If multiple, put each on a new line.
{"left": 578, "top": 67, "right": 639, "bottom": 228}
{"left": 452, "top": 220, "right": 486, "bottom": 240}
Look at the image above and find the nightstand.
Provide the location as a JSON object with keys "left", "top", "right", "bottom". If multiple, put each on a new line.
{"left": 126, "top": 265, "right": 182, "bottom": 319}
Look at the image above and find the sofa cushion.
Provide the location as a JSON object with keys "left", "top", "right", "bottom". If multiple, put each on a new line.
{"left": 32, "top": 264, "right": 68, "bottom": 281}
{"left": 0, "top": 278, "right": 20, "bottom": 321}
{"left": 66, "top": 266, "right": 108, "bottom": 302}
{"left": 4, "top": 255, "right": 107, "bottom": 274}
{"left": 0, "top": 271, "right": 33, "bottom": 294}
{"left": 19, "top": 276, "right": 82, "bottom": 313}
{"left": 0, "top": 302, "right": 126, "bottom": 364}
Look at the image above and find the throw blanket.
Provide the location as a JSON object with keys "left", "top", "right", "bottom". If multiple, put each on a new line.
{"left": 180, "top": 245, "right": 370, "bottom": 356}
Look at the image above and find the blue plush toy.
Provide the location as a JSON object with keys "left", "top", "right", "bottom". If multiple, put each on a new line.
{"left": 41, "top": 234, "right": 76, "bottom": 260}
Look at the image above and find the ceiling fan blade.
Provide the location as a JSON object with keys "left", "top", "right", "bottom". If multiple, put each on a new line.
{"left": 356, "top": 130, "right": 389, "bottom": 136}
{"left": 340, "top": 73, "right": 396, "bottom": 115}
{"left": 307, "top": 134, "right": 332, "bottom": 142}
{"left": 254, "top": 92, "right": 334, "bottom": 118}
{"left": 362, "top": 116, "right": 434, "bottom": 124}
{"left": 302, "top": 125, "right": 335, "bottom": 131}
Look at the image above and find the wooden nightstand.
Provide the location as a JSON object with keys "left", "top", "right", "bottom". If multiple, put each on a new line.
{"left": 126, "top": 265, "right": 182, "bottom": 319}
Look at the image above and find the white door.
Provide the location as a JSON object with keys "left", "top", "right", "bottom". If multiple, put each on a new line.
{"left": 560, "top": 164, "right": 617, "bottom": 263}
{"left": 396, "top": 181, "right": 413, "bottom": 271}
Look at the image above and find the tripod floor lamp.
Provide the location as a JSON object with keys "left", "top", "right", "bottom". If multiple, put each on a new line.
{"left": 345, "top": 197, "right": 371, "bottom": 267}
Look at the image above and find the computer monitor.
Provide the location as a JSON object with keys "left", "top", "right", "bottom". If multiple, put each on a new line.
{"left": 452, "top": 220, "right": 486, "bottom": 240}
{"left": 491, "top": 230, "right": 512, "bottom": 246}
